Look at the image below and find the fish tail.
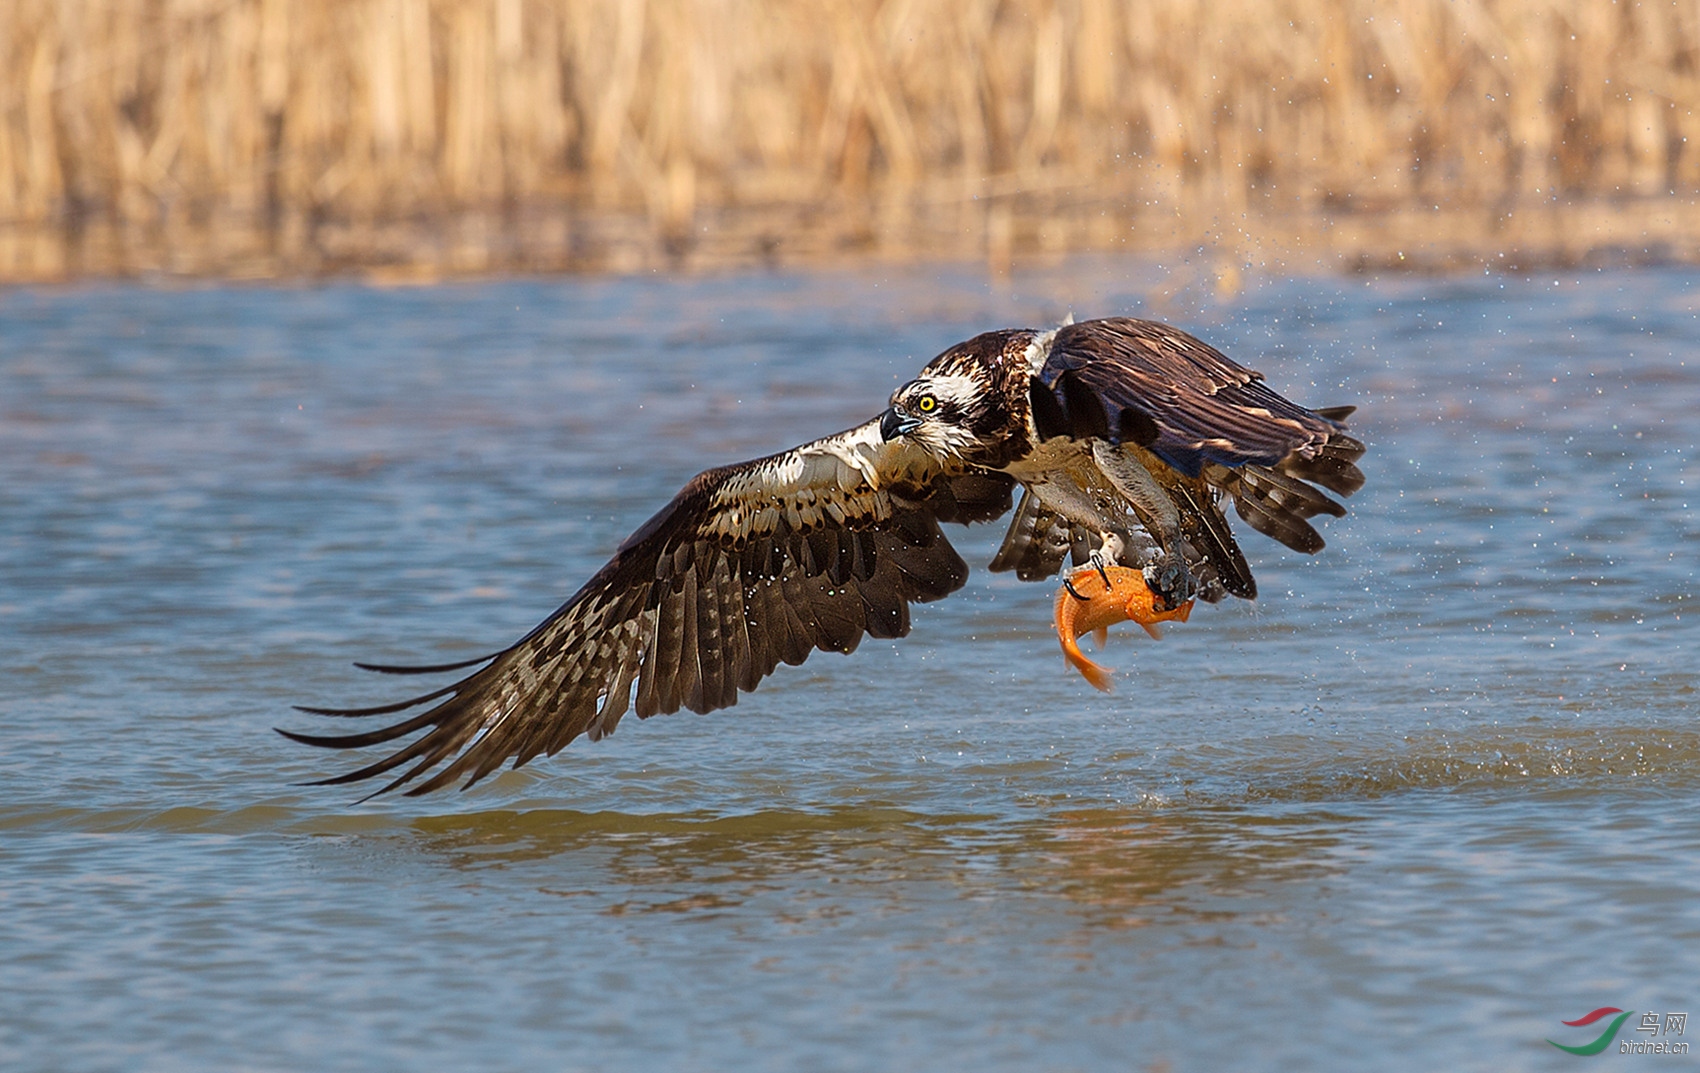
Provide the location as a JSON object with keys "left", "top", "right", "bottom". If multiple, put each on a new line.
{"left": 1063, "top": 641, "right": 1114, "bottom": 692}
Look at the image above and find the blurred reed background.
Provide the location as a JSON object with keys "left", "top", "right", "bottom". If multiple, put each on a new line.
{"left": 4, "top": 0, "right": 1700, "bottom": 282}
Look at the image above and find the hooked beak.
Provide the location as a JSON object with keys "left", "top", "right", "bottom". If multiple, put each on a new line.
{"left": 880, "top": 407, "right": 922, "bottom": 441}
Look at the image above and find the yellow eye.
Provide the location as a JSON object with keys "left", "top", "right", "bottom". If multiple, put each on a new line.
{"left": 916, "top": 394, "right": 938, "bottom": 413}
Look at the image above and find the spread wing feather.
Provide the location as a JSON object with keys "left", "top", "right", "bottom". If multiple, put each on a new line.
{"left": 282, "top": 419, "right": 1015, "bottom": 797}
{"left": 1036, "top": 318, "right": 1364, "bottom": 479}
{"left": 1028, "top": 317, "right": 1365, "bottom": 572}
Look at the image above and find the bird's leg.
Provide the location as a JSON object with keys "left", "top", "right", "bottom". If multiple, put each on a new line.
{"left": 1062, "top": 531, "right": 1121, "bottom": 602}
{"left": 1089, "top": 440, "right": 1196, "bottom": 611}
{"left": 1087, "top": 529, "right": 1122, "bottom": 584}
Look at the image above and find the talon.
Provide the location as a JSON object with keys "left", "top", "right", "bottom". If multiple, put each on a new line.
{"left": 1053, "top": 562, "right": 1195, "bottom": 691}
{"left": 1141, "top": 559, "right": 1197, "bottom": 613}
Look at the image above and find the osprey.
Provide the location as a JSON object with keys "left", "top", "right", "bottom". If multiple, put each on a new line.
{"left": 286, "top": 317, "right": 1365, "bottom": 796}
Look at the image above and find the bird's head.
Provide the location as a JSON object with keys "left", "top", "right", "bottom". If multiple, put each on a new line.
{"left": 880, "top": 330, "right": 1032, "bottom": 466}
{"left": 879, "top": 372, "right": 994, "bottom": 461}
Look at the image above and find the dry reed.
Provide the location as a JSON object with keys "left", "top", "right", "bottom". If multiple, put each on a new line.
{"left": 3, "top": 0, "right": 1699, "bottom": 281}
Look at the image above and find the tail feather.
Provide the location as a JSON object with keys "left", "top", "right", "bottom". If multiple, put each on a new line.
{"left": 1279, "top": 433, "right": 1366, "bottom": 497}
{"left": 1212, "top": 465, "right": 1328, "bottom": 554}
{"left": 989, "top": 490, "right": 1073, "bottom": 581}
{"left": 1201, "top": 401, "right": 1363, "bottom": 557}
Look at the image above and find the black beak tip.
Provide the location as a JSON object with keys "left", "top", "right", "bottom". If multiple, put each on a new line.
{"left": 880, "top": 407, "right": 920, "bottom": 441}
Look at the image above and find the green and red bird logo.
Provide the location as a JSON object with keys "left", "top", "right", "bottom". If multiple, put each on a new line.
{"left": 1547, "top": 1007, "right": 1632, "bottom": 1055}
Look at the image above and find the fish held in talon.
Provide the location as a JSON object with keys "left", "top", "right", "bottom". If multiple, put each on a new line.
{"left": 1053, "top": 564, "right": 1194, "bottom": 692}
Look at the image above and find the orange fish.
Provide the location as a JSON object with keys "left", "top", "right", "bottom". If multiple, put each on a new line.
{"left": 1053, "top": 564, "right": 1194, "bottom": 691}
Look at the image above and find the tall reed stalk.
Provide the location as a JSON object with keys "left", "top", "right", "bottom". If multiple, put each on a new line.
{"left": 3, "top": 0, "right": 1697, "bottom": 280}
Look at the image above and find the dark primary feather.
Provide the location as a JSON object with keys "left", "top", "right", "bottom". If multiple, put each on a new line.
{"left": 351, "top": 653, "right": 503, "bottom": 676}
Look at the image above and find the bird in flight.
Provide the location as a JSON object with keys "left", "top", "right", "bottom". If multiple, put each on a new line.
{"left": 286, "top": 317, "right": 1365, "bottom": 796}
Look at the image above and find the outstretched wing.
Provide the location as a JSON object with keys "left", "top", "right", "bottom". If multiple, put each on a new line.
{"left": 1032, "top": 318, "right": 1365, "bottom": 488}
{"left": 1014, "top": 317, "right": 1365, "bottom": 580}
{"left": 283, "top": 420, "right": 1015, "bottom": 797}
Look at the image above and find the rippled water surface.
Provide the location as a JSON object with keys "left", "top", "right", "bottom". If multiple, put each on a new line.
{"left": 4, "top": 260, "right": 1698, "bottom": 1071}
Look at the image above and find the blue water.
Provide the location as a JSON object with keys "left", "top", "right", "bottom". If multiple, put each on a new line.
{"left": 2, "top": 259, "right": 1697, "bottom": 1071}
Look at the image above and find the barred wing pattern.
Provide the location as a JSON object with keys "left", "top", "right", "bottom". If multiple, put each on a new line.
{"left": 1030, "top": 318, "right": 1366, "bottom": 556}
{"left": 284, "top": 420, "right": 1015, "bottom": 797}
